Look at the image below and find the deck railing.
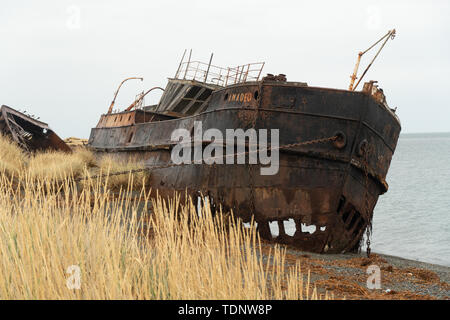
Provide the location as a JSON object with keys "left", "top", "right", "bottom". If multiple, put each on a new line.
{"left": 174, "top": 59, "right": 265, "bottom": 87}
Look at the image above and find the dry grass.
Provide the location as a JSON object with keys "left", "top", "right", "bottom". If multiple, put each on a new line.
{"left": 95, "top": 155, "right": 146, "bottom": 189}
{"left": 0, "top": 136, "right": 325, "bottom": 299}
{"left": 27, "top": 147, "right": 99, "bottom": 181}
{"left": 71, "top": 147, "right": 97, "bottom": 168}
{"left": 0, "top": 134, "right": 26, "bottom": 175}
{"left": 0, "top": 134, "right": 143, "bottom": 188}
{"left": 0, "top": 168, "right": 326, "bottom": 299}
{"left": 27, "top": 151, "right": 89, "bottom": 180}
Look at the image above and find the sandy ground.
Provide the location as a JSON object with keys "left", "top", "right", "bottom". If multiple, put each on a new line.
{"left": 260, "top": 241, "right": 450, "bottom": 300}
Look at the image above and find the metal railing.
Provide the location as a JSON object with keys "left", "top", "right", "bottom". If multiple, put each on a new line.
{"left": 173, "top": 51, "right": 264, "bottom": 86}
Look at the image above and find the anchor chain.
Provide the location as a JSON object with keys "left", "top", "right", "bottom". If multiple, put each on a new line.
{"left": 74, "top": 135, "right": 339, "bottom": 182}
{"left": 362, "top": 144, "right": 373, "bottom": 257}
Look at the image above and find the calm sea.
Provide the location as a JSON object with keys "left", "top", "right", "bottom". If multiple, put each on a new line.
{"left": 368, "top": 132, "right": 450, "bottom": 266}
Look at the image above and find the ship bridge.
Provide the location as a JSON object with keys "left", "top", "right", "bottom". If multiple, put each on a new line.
{"left": 145, "top": 51, "right": 264, "bottom": 116}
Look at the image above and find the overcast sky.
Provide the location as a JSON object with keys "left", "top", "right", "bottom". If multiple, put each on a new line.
{"left": 1, "top": 0, "right": 449, "bottom": 138}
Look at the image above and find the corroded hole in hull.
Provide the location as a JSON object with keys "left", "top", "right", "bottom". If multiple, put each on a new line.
{"left": 266, "top": 219, "right": 327, "bottom": 239}
{"left": 176, "top": 191, "right": 371, "bottom": 254}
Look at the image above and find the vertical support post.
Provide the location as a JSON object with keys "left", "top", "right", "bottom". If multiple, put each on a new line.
{"left": 183, "top": 49, "right": 192, "bottom": 80}
{"left": 217, "top": 68, "right": 222, "bottom": 85}
{"left": 204, "top": 53, "right": 214, "bottom": 83}
{"left": 238, "top": 65, "right": 244, "bottom": 83}
{"left": 225, "top": 67, "right": 230, "bottom": 86}
{"left": 256, "top": 62, "right": 265, "bottom": 81}
{"left": 174, "top": 49, "right": 187, "bottom": 79}
{"left": 234, "top": 66, "right": 240, "bottom": 84}
{"left": 243, "top": 63, "right": 250, "bottom": 82}
{"left": 193, "top": 62, "right": 199, "bottom": 81}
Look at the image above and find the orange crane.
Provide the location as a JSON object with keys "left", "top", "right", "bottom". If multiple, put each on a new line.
{"left": 349, "top": 29, "right": 396, "bottom": 91}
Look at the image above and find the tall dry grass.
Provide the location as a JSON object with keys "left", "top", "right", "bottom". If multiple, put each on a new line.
{"left": 0, "top": 135, "right": 328, "bottom": 299}
{"left": 0, "top": 169, "right": 327, "bottom": 299}
{"left": 95, "top": 155, "right": 146, "bottom": 189}
{"left": 0, "top": 134, "right": 144, "bottom": 187}
{"left": 27, "top": 151, "right": 88, "bottom": 180}
{"left": 0, "top": 134, "right": 26, "bottom": 175}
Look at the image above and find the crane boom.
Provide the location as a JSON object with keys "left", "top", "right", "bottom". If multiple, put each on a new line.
{"left": 348, "top": 29, "right": 396, "bottom": 91}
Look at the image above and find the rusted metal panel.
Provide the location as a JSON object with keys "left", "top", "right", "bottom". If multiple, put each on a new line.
{"left": 0, "top": 105, "right": 71, "bottom": 153}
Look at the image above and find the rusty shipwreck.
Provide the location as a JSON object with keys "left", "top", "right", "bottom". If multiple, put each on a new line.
{"left": 1, "top": 105, "right": 70, "bottom": 152}
{"left": 88, "top": 30, "right": 401, "bottom": 254}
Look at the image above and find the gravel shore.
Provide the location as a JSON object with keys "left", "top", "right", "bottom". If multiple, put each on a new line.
{"left": 260, "top": 241, "right": 450, "bottom": 300}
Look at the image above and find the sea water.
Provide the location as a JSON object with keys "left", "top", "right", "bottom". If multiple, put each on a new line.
{"left": 369, "top": 132, "right": 450, "bottom": 266}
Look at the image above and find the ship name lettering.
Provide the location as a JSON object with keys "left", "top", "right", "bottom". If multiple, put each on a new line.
{"left": 228, "top": 92, "right": 252, "bottom": 103}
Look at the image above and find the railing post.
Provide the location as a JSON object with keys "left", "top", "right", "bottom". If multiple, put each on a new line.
{"left": 183, "top": 49, "right": 192, "bottom": 80}
{"left": 256, "top": 62, "right": 265, "bottom": 81}
{"left": 238, "top": 65, "right": 244, "bottom": 83}
{"left": 193, "top": 62, "right": 199, "bottom": 81}
{"left": 174, "top": 49, "right": 187, "bottom": 79}
{"left": 204, "top": 53, "right": 214, "bottom": 83}
{"left": 243, "top": 63, "right": 250, "bottom": 82}
{"left": 217, "top": 68, "right": 222, "bottom": 85}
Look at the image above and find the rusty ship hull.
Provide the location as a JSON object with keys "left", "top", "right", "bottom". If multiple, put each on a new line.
{"left": 88, "top": 75, "right": 401, "bottom": 254}
{"left": 0, "top": 105, "right": 71, "bottom": 152}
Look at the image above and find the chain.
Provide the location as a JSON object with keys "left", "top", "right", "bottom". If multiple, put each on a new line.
{"left": 75, "top": 135, "right": 338, "bottom": 182}
{"left": 362, "top": 144, "right": 372, "bottom": 257}
{"left": 75, "top": 168, "right": 149, "bottom": 182}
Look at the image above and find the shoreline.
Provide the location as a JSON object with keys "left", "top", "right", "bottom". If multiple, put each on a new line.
{"left": 369, "top": 252, "right": 450, "bottom": 281}
{"left": 361, "top": 249, "right": 450, "bottom": 269}
{"left": 260, "top": 241, "right": 450, "bottom": 299}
